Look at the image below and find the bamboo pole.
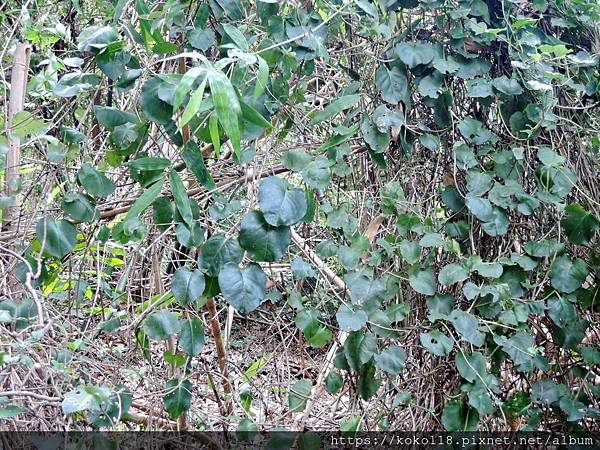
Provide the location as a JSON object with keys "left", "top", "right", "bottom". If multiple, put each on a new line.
{"left": 3, "top": 43, "right": 31, "bottom": 231}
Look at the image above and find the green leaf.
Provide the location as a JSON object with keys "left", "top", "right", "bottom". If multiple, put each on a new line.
{"left": 179, "top": 317, "right": 205, "bottom": 356}
{"left": 550, "top": 255, "right": 588, "bottom": 294}
{"left": 373, "top": 345, "right": 406, "bottom": 374}
{"left": 361, "top": 119, "right": 390, "bottom": 153}
{"left": 128, "top": 157, "right": 170, "bottom": 171}
{"left": 344, "top": 331, "right": 377, "bottom": 371}
{"left": 288, "top": 379, "right": 312, "bottom": 412}
{"left": 493, "top": 332, "right": 537, "bottom": 372}
{"left": 442, "top": 402, "right": 479, "bottom": 431}
{"left": 173, "top": 67, "right": 203, "bottom": 112}
{"left": 254, "top": 56, "right": 269, "bottom": 101}
{"left": 492, "top": 76, "right": 523, "bottom": 95}
{"left": 561, "top": 203, "right": 600, "bottom": 245}
{"left": 236, "top": 418, "right": 259, "bottom": 440}
{"left": 164, "top": 379, "right": 192, "bottom": 419}
{"left": 466, "top": 171, "right": 493, "bottom": 196}
{"left": 472, "top": 260, "right": 503, "bottom": 278}
{"left": 78, "top": 163, "right": 115, "bottom": 198}
{"left": 94, "top": 106, "right": 137, "bottom": 130}
{"left": 420, "top": 330, "right": 454, "bottom": 356}
{"left": 238, "top": 211, "right": 291, "bottom": 262}
{"left": 140, "top": 77, "right": 173, "bottom": 124}
{"left": 358, "top": 360, "right": 381, "bottom": 401}
{"left": 240, "top": 101, "right": 272, "bottom": 130}
{"left": 218, "top": 263, "right": 267, "bottom": 314}
{"left": 427, "top": 294, "right": 455, "bottom": 321}
{"left": 291, "top": 257, "right": 316, "bottom": 279}
{"left": 179, "top": 75, "right": 207, "bottom": 129}
{"left": 208, "top": 70, "right": 241, "bottom": 157}
{"left": 399, "top": 240, "right": 420, "bottom": 264}
{"left": 61, "top": 192, "right": 100, "bottom": 223}
{"left": 524, "top": 239, "right": 564, "bottom": 258}
{"left": 325, "top": 372, "right": 343, "bottom": 395}
{"left": 532, "top": 380, "right": 567, "bottom": 405}
{"left": 408, "top": 267, "right": 436, "bottom": 296}
{"left": 62, "top": 388, "right": 98, "bottom": 415}
{"left": 172, "top": 268, "right": 205, "bottom": 306}
{"left": 458, "top": 117, "right": 493, "bottom": 145}
{"left": 0, "top": 405, "right": 23, "bottom": 418}
{"left": 395, "top": 42, "right": 436, "bottom": 68}
{"left": 336, "top": 305, "right": 368, "bottom": 332}
{"left": 309, "top": 95, "right": 360, "bottom": 126}
{"left": 77, "top": 25, "right": 119, "bottom": 52}
{"left": 302, "top": 157, "right": 332, "bottom": 190}
{"left": 450, "top": 310, "right": 484, "bottom": 346}
{"left": 481, "top": 208, "right": 509, "bottom": 236}
{"left": 181, "top": 141, "right": 216, "bottom": 189}
{"left": 198, "top": 234, "right": 244, "bottom": 277}
{"left": 455, "top": 351, "right": 494, "bottom": 385}
{"left": 188, "top": 28, "right": 215, "bottom": 51}
{"left": 375, "top": 65, "right": 409, "bottom": 104}
{"left": 169, "top": 170, "right": 193, "bottom": 227}
{"left": 438, "top": 263, "right": 469, "bottom": 286}
{"left": 144, "top": 310, "right": 181, "bottom": 341}
{"left": 340, "top": 415, "right": 361, "bottom": 433}
{"left": 125, "top": 178, "right": 163, "bottom": 220}
{"left": 258, "top": 176, "right": 307, "bottom": 226}
{"left": 465, "top": 196, "right": 493, "bottom": 222}
{"left": 222, "top": 23, "right": 248, "bottom": 51}
{"left": 36, "top": 218, "right": 77, "bottom": 259}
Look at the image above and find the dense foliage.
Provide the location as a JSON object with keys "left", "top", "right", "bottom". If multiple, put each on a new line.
{"left": 1, "top": 0, "right": 599, "bottom": 434}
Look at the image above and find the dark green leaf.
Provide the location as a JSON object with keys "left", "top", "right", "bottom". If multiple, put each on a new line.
{"left": 218, "top": 263, "right": 267, "bottom": 314}
{"left": 550, "top": 255, "right": 588, "bottom": 294}
{"left": 258, "top": 176, "right": 307, "bottom": 226}
{"left": 373, "top": 345, "right": 406, "bottom": 374}
{"left": 344, "top": 331, "right": 377, "bottom": 371}
{"left": 408, "top": 267, "right": 436, "bottom": 296}
{"left": 208, "top": 70, "right": 241, "bottom": 156}
{"left": 375, "top": 65, "right": 409, "bottom": 104}
{"left": 336, "top": 305, "right": 368, "bottom": 332}
{"left": 420, "top": 330, "right": 454, "bottom": 356}
{"left": 442, "top": 402, "right": 479, "bottom": 431}
{"left": 198, "top": 234, "right": 244, "bottom": 277}
{"left": 61, "top": 192, "right": 100, "bottom": 222}
{"left": 170, "top": 170, "right": 193, "bottom": 227}
{"left": 325, "top": 372, "right": 343, "bottom": 395}
{"left": 561, "top": 203, "right": 600, "bottom": 245}
{"left": 288, "top": 379, "right": 312, "bottom": 412}
{"left": 309, "top": 95, "right": 360, "bottom": 126}
{"left": 238, "top": 211, "right": 291, "bottom": 262}
{"left": 36, "top": 218, "right": 77, "bottom": 259}
{"left": 179, "top": 318, "right": 205, "bottom": 356}
{"left": 144, "top": 310, "right": 181, "bottom": 341}
{"left": 172, "top": 268, "right": 205, "bottom": 306}
{"left": 78, "top": 163, "right": 115, "bottom": 198}
{"left": 164, "top": 379, "right": 192, "bottom": 419}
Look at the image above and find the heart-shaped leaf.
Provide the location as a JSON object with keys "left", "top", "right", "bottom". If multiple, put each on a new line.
{"left": 179, "top": 318, "right": 205, "bottom": 356}
{"left": 258, "top": 176, "right": 307, "bottom": 226}
{"left": 172, "top": 268, "right": 205, "bottom": 306}
{"left": 238, "top": 211, "right": 291, "bottom": 262}
{"left": 36, "top": 218, "right": 77, "bottom": 259}
{"left": 218, "top": 263, "right": 267, "bottom": 314}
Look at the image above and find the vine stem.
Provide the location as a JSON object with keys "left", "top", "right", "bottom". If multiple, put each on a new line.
{"left": 206, "top": 297, "right": 234, "bottom": 416}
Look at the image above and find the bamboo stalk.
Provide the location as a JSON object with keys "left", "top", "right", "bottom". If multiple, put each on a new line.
{"left": 3, "top": 42, "right": 31, "bottom": 230}
{"left": 3, "top": 43, "right": 31, "bottom": 296}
